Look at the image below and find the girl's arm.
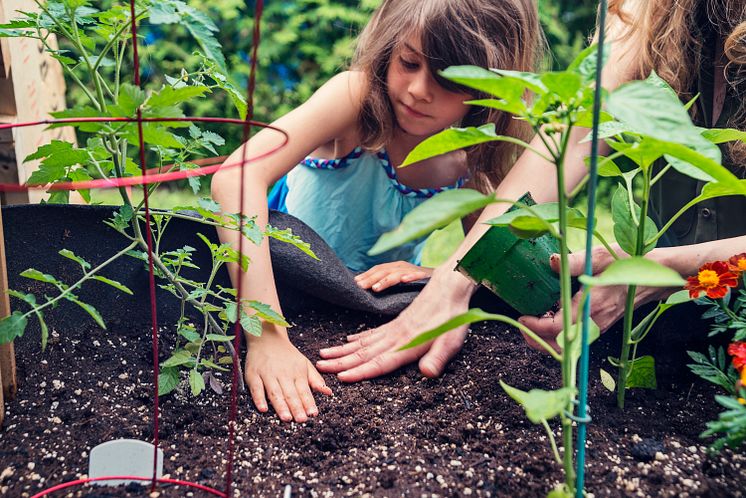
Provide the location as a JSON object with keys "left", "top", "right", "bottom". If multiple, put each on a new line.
{"left": 212, "top": 71, "right": 366, "bottom": 421}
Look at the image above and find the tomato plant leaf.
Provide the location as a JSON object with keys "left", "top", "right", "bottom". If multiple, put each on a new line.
{"left": 0, "top": 312, "right": 28, "bottom": 344}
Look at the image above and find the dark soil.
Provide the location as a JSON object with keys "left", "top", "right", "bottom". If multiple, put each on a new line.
{"left": 2, "top": 306, "right": 746, "bottom": 498}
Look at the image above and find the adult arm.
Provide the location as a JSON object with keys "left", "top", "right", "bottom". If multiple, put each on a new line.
{"left": 520, "top": 236, "right": 746, "bottom": 351}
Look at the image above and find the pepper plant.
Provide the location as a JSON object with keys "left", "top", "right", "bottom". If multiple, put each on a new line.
{"left": 368, "top": 44, "right": 746, "bottom": 496}
{"left": 0, "top": 0, "right": 314, "bottom": 397}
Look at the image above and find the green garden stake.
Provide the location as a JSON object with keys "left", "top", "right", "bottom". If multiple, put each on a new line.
{"left": 456, "top": 192, "right": 560, "bottom": 316}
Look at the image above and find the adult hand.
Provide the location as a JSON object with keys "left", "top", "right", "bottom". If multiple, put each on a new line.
{"left": 354, "top": 261, "right": 433, "bottom": 292}
{"left": 245, "top": 326, "right": 332, "bottom": 423}
{"left": 518, "top": 246, "right": 664, "bottom": 352}
{"left": 317, "top": 268, "right": 475, "bottom": 382}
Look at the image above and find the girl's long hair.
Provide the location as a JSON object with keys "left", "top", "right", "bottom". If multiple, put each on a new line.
{"left": 608, "top": 0, "right": 746, "bottom": 164}
{"left": 352, "top": 0, "right": 542, "bottom": 192}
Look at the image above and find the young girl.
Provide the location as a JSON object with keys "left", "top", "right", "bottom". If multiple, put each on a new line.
{"left": 212, "top": 0, "right": 541, "bottom": 422}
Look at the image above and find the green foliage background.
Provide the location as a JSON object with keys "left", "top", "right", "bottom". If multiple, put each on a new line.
{"left": 65, "top": 0, "right": 599, "bottom": 153}
{"left": 80, "top": 0, "right": 603, "bottom": 261}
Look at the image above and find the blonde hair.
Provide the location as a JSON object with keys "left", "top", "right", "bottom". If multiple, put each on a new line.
{"left": 608, "top": 0, "right": 746, "bottom": 164}
{"left": 352, "top": 0, "right": 542, "bottom": 192}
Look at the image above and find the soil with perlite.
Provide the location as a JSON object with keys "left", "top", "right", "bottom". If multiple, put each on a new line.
{"left": 1, "top": 304, "right": 745, "bottom": 498}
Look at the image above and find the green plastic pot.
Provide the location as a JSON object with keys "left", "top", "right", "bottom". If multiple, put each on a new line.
{"left": 456, "top": 193, "right": 560, "bottom": 316}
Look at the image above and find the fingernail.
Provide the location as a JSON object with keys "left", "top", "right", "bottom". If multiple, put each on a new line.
{"left": 372, "top": 283, "right": 381, "bottom": 290}
{"left": 309, "top": 409, "right": 318, "bottom": 416}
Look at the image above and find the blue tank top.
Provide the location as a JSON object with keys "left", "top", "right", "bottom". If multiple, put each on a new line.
{"left": 268, "top": 147, "right": 466, "bottom": 272}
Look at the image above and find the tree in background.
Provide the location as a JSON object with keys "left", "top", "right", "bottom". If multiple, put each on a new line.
{"left": 64, "top": 0, "right": 599, "bottom": 161}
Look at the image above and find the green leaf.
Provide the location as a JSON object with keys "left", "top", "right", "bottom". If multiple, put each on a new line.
{"left": 8, "top": 289, "right": 37, "bottom": 306}
{"left": 568, "top": 43, "right": 610, "bottom": 82}
{"left": 499, "top": 382, "right": 575, "bottom": 424}
{"left": 72, "top": 299, "right": 106, "bottom": 329}
{"left": 463, "top": 98, "right": 526, "bottom": 116}
{"left": 240, "top": 312, "right": 262, "bottom": 337}
{"left": 439, "top": 65, "right": 527, "bottom": 103}
{"left": 369, "top": 189, "right": 495, "bottom": 256}
{"left": 265, "top": 225, "right": 317, "bottom": 260}
{"left": 608, "top": 76, "right": 700, "bottom": 144}
{"left": 224, "top": 301, "right": 238, "bottom": 323}
{"left": 399, "top": 309, "right": 498, "bottom": 350}
{"left": 35, "top": 310, "right": 49, "bottom": 351}
{"left": 198, "top": 197, "right": 220, "bottom": 213}
{"left": 111, "top": 83, "right": 147, "bottom": 117}
{"left": 147, "top": 85, "right": 210, "bottom": 108}
{"left": 158, "top": 367, "right": 180, "bottom": 396}
{"left": 540, "top": 71, "right": 582, "bottom": 101}
{"left": 701, "top": 128, "right": 746, "bottom": 144}
{"left": 664, "top": 137, "right": 722, "bottom": 183}
{"left": 125, "top": 124, "right": 185, "bottom": 149}
{"left": 58, "top": 249, "right": 91, "bottom": 270}
{"left": 247, "top": 301, "right": 289, "bottom": 327}
{"left": 205, "top": 334, "right": 235, "bottom": 342}
{"left": 600, "top": 368, "right": 616, "bottom": 392}
{"left": 492, "top": 69, "right": 547, "bottom": 94}
{"left": 663, "top": 290, "right": 692, "bottom": 307}
{"left": 178, "top": 324, "right": 200, "bottom": 343}
{"left": 650, "top": 138, "right": 740, "bottom": 185}
{"left": 580, "top": 257, "right": 685, "bottom": 287}
{"left": 163, "top": 350, "right": 194, "bottom": 368}
{"left": 20, "top": 268, "right": 59, "bottom": 285}
{"left": 25, "top": 141, "right": 89, "bottom": 185}
{"left": 189, "top": 369, "right": 205, "bottom": 396}
{"left": 610, "top": 184, "right": 657, "bottom": 255}
{"left": 91, "top": 275, "right": 133, "bottom": 295}
{"left": 506, "top": 215, "right": 554, "bottom": 238}
{"left": 626, "top": 355, "right": 657, "bottom": 389}
{"left": 0, "top": 312, "right": 28, "bottom": 344}
{"left": 402, "top": 124, "right": 512, "bottom": 167}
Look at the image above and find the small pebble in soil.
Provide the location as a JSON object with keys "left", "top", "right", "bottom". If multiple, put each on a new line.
{"left": 630, "top": 438, "right": 665, "bottom": 462}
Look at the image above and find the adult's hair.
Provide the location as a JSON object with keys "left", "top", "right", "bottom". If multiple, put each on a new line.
{"left": 352, "top": 0, "right": 542, "bottom": 193}
{"left": 608, "top": 0, "right": 746, "bottom": 164}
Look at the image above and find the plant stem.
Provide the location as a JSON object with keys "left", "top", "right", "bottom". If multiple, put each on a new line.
{"left": 555, "top": 127, "right": 576, "bottom": 491}
{"left": 21, "top": 242, "right": 138, "bottom": 320}
{"left": 542, "top": 420, "right": 562, "bottom": 464}
{"left": 617, "top": 168, "right": 652, "bottom": 409}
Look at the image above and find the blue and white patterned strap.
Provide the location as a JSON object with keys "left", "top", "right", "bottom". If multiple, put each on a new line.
{"left": 377, "top": 149, "right": 467, "bottom": 198}
{"left": 301, "top": 146, "right": 364, "bottom": 170}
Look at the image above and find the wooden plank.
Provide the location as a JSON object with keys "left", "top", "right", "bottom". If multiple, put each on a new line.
{"left": 0, "top": 0, "right": 76, "bottom": 203}
{"left": 0, "top": 205, "right": 15, "bottom": 428}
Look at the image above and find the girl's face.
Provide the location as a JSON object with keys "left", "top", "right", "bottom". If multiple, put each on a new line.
{"left": 386, "top": 36, "right": 471, "bottom": 138}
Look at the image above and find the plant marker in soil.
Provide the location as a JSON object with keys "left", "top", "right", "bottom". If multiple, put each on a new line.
{"left": 88, "top": 439, "right": 164, "bottom": 487}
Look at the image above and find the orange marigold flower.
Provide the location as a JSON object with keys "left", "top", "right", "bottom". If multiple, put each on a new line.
{"left": 727, "top": 252, "right": 746, "bottom": 273}
{"left": 729, "top": 341, "right": 746, "bottom": 372}
{"left": 685, "top": 261, "right": 739, "bottom": 299}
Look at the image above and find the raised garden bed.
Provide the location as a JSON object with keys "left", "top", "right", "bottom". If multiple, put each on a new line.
{"left": 1, "top": 206, "right": 745, "bottom": 497}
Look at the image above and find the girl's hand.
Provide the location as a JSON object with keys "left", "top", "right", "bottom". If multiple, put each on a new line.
{"left": 518, "top": 246, "right": 668, "bottom": 352}
{"left": 245, "top": 328, "right": 332, "bottom": 423}
{"left": 354, "top": 262, "right": 433, "bottom": 292}
{"left": 317, "top": 268, "right": 474, "bottom": 381}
